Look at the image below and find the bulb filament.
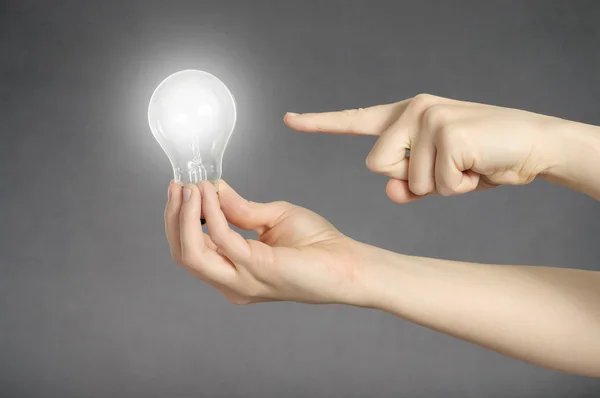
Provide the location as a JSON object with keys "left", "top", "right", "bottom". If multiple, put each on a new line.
{"left": 187, "top": 136, "right": 208, "bottom": 183}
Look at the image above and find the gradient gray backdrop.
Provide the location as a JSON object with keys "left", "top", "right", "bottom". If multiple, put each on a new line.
{"left": 2, "top": 1, "right": 600, "bottom": 397}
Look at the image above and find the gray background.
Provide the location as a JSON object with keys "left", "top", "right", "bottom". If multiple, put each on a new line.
{"left": 1, "top": 1, "right": 600, "bottom": 397}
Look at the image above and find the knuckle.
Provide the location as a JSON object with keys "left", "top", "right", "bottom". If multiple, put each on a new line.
{"left": 365, "top": 153, "right": 378, "bottom": 171}
{"left": 422, "top": 104, "right": 451, "bottom": 129}
{"left": 164, "top": 204, "right": 179, "bottom": 220}
{"left": 273, "top": 201, "right": 299, "bottom": 218}
{"left": 273, "top": 200, "right": 294, "bottom": 210}
{"left": 342, "top": 108, "right": 359, "bottom": 116}
{"left": 262, "top": 202, "right": 299, "bottom": 231}
{"left": 210, "top": 232, "right": 229, "bottom": 249}
{"left": 408, "top": 181, "right": 430, "bottom": 196}
{"left": 436, "top": 184, "right": 455, "bottom": 197}
{"left": 178, "top": 205, "right": 189, "bottom": 222}
{"left": 365, "top": 153, "right": 387, "bottom": 173}
{"left": 352, "top": 107, "right": 369, "bottom": 120}
{"left": 408, "top": 171, "right": 435, "bottom": 196}
{"left": 342, "top": 108, "right": 363, "bottom": 117}
{"left": 410, "top": 93, "right": 438, "bottom": 113}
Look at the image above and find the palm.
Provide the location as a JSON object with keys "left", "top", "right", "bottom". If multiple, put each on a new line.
{"left": 243, "top": 205, "right": 361, "bottom": 304}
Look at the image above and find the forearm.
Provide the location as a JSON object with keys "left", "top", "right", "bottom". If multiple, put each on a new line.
{"left": 358, "top": 243, "right": 600, "bottom": 377}
{"left": 543, "top": 120, "right": 600, "bottom": 201}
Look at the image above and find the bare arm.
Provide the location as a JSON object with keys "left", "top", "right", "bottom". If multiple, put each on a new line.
{"left": 358, "top": 242, "right": 600, "bottom": 377}
{"left": 541, "top": 119, "right": 600, "bottom": 201}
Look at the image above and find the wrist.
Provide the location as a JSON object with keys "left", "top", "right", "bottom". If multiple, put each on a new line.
{"left": 350, "top": 240, "right": 414, "bottom": 311}
{"left": 539, "top": 118, "right": 600, "bottom": 197}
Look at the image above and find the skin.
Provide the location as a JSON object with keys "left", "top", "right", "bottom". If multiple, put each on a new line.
{"left": 165, "top": 94, "right": 600, "bottom": 377}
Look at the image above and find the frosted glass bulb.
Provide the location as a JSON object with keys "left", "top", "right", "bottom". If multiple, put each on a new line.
{"left": 148, "top": 70, "right": 237, "bottom": 185}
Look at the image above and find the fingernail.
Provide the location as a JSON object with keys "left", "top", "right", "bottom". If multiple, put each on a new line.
{"left": 286, "top": 112, "right": 299, "bottom": 117}
{"left": 183, "top": 188, "right": 191, "bottom": 202}
{"left": 167, "top": 185, "right": 172, "bottom": 202}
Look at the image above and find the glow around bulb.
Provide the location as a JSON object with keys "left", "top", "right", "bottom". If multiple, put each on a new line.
{"left": 148, "top": 70, "right": 237, "bottom": 185}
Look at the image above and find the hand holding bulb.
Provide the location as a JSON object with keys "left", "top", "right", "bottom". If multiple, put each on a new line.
{"left": 165, "top": 180, "right": 369, "bottom": 305}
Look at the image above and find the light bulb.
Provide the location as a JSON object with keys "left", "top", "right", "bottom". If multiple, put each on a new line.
{"left": 148, "top": 70, "right": 237, "bottom": 186}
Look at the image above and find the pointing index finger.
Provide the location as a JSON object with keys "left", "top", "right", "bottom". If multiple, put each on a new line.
{"left": 284, "top": 100, "right": 410, "bottom": 136}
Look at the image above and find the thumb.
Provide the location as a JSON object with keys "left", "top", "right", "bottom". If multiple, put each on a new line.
{"left": 283, "top": 100, "right": 410, "bottom": 136}
{"left": 217, "top": 180, "right": 295, "bottom": 234}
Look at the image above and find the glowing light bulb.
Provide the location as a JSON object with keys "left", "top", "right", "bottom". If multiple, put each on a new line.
{"left": 148, "top": 70, "right": 237, "bottom": 186}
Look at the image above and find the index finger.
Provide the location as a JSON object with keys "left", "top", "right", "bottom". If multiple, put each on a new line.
{"left": 283, "top": 100, "right": 410, "bottom": 136}
{"left": 165, "top": 180, "right": 185, "bottom": 263}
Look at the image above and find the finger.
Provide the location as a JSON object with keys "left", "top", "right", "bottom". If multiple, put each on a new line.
{"left": 411, "top": 105, "right": 473, "bottom": 195}
{"left": 182, "top": 264, "right": 260, "bottom": 304}
{"left": 283, "top": 100, "right": 410, "bottom": 136}
{"left": 165, "top": 181, "right": 184, "bottom": 263}
{"left": 203, "top": 233, "right": 218, "bottom": 251}
{"left": 406, "top": 122, "right": 437, "bottom": 196}
{"left": 374, "top": 102, "right": 467, "bottom": 194}
{"left": 364, "top": 96, "right": 444, "bottom": 179}
{"left": 384, "top": 100, "right": 443, "bottom": 195}
{"left": 364, "top": 112, "right": 412, "bottom": 179}
{"left": 180, "top": 184, "right": 206, "bottom": 252}
{"left": 385, "top": 178, "right": 426, "bottom": 204}
{"left": 216, "top": 180, "right": 296, "bottom": 235}
{"left": 179, "top": 184, "right": 236, "bottom": 283}
{"left": 200, "top": 181, "right": 252, "bottom": 264}
{"left": 434, "top": 151, "right": 480, "bottom": 196}
{"left": 285, "top": 95, "right": 480, "bottom": 136}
